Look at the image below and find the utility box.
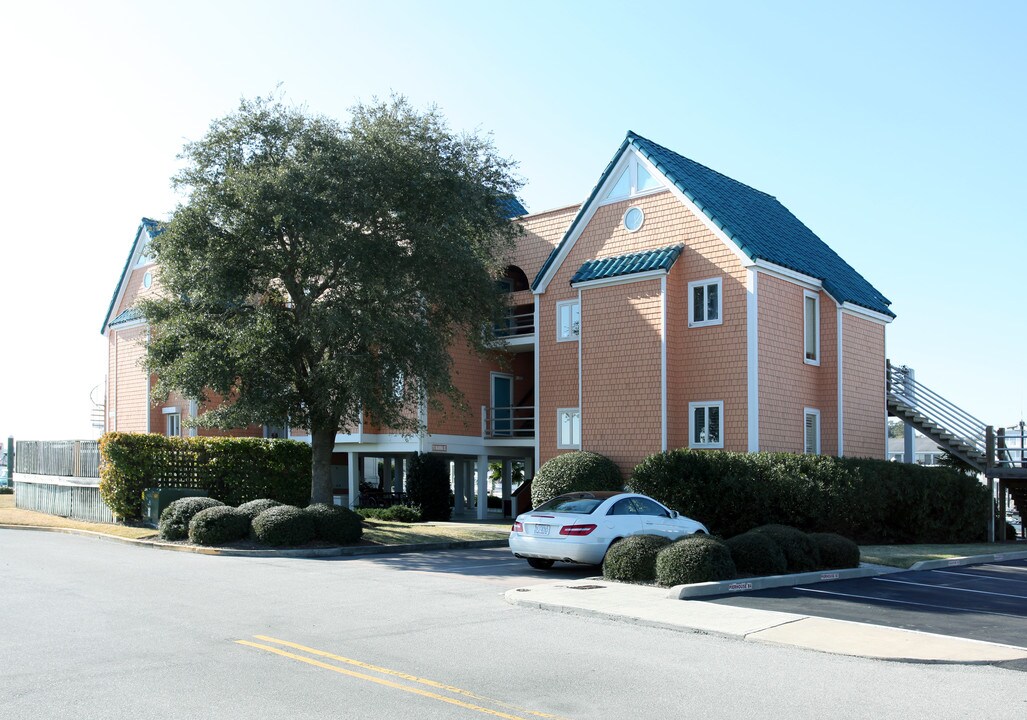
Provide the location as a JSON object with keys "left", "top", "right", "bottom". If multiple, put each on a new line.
{"left": 143, "top": 487, "right": 208, "bottom": 528}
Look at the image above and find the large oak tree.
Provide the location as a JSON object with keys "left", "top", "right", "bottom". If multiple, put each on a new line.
{"left": 139, "top": 96, "right": 521, "bottom": 503}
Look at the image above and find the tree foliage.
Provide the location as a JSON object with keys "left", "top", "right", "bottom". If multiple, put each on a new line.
{"left": 139, "top": 96, "right": 522, "bottom": 503}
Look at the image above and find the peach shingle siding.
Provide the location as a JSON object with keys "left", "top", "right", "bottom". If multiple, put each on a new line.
{"left": 842, "top": 313, "right": 886, "bottom": 458}
{"left": 581, "top": 279, "right": 663, "bottom": 474}
{"left": 111, "top": 326, "right": 148, "bottom": 432}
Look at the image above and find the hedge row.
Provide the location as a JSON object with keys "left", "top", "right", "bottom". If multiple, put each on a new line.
{"left": 99, "top": 432, "right": 311, "bottom": 520}
{"left": 158, "top": 496, "right": 362, "bottom": 547}
{"left": 628, "top": 449, "right": 989, "bottom": 544}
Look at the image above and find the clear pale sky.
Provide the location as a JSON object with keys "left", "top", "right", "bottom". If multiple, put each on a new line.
{"left": 1, "top": 0, "right": 1024, "bottom": 441}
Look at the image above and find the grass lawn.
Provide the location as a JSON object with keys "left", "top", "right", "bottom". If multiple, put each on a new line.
{"left": 860, "top": 543, "right": 1025, "bottom": 568}
{"left": 1, "top": 493, "right": 507, "bottom": 547}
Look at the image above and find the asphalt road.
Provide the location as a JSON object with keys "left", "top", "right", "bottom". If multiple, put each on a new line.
{"left": 1, "top": 531, "right": 1025, "bottom": 720}
{"left": 706, "top": 559, "right": 1027, "bottom": 649}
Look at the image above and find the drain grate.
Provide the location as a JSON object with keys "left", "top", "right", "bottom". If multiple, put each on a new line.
{"left": 564, "top": 584, "right": 606, "bottom": 591}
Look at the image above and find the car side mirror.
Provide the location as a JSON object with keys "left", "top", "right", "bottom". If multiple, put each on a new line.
{"left": 670, "top": 510, "right": 678, "bottom": 519}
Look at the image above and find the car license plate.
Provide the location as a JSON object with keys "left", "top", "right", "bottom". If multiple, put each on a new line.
{"left": 534, "top": 524, "right": 550, "bottom": 536}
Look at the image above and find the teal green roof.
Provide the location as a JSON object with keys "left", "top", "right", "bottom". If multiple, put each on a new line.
{"left": 533, "top": 133, "right": 894, "bottom": 318}
{"left": 107, "top": 307, "right": 144, "bottom": 328}
{"left": 571, "top": 245, "right": 683, "bottom": 285}
{"left": 101, "top": 218, "right": 162, "bottom": 334}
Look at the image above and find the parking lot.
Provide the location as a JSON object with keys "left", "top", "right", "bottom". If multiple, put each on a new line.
{"left": 706, "top": 558, "right": 1027, "bottom": 648}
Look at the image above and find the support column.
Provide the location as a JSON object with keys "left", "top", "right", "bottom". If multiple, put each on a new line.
{"left": 476, "top": 453, "right": 489, "bottom": 520}
{"left": 347, "top": 452, "right": 360, "bottom": 510}
{"left": 393, "top": 457, "right": 403, "bottom": 495}
{"left": 501, "top": 460, "right": 513, "bottom": 518}
{"left": 464, "top": 462, "right": 474, "bottom": 509}
{"left": 453, "top": 460, "right": 465, "bottom": 515}
{"left": 903, "top": 421, "right": 914, "bottom": 464}
{"left": 998, "top": 480, "right": 1007, "bottom": 542}
{"left": 523, "top": 456, "right": 534, "bottom": 482}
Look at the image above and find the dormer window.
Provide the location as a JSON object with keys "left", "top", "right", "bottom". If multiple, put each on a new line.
{"left": 600, "top": 154, "right": 664, "bottom": 204}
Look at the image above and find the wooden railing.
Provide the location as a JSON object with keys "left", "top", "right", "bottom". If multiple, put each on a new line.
{"left": 493, "top": 305, "right": 534, "bottom": 340}
{"left": 482, "top": 405, "right": 535, "bottom": 438}
{"left": 15, "top": 440, "right": 100, "bottom": 478}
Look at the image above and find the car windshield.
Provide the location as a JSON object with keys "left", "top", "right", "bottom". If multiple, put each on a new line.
{"left": 533, "top": 496, "right": 604, "bottom": 514}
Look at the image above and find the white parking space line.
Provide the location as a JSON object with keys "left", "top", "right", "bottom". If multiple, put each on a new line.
{"left": 873, "top": 577, "right": 1027, "bottom": 600}
{"left": 794, "top": 587, "right": 1027, "bottom": 619}
{"left": 439, "top": 561, "right": 527, "bottom": 571}
{"left": 932, "top": 569, "right": 1027, "bottom": 584}
{"left": 976, "top": 564, "right": 1027, "bottom": 574}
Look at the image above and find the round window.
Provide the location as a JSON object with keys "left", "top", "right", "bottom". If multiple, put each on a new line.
{"left": 142, "top": 271, "right": 152, "bottom": 289}
{"left": 623, "top": 206, "right": 644, "bottom": 232}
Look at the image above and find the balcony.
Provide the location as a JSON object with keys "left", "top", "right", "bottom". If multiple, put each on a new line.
{"left": 492, "top": 304, "right": 534, "bottom": 351}
{"left": 482, "top": 404, "right": 535, "bottom": 441}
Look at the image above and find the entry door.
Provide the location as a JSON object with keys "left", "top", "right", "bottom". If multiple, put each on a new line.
{"left": 491, "top": 373, "right": 514, "bottom": 436}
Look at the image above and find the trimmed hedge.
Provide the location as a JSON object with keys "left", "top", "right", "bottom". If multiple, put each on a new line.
{"left": 628, "top": 448, "right": 990, "bottom": 544}
{"left": 752, "top": 524, "right": 820, "bottom": 572}
{"left": 358, "top": 505, "right": 422, "bottom": 523}
{"left": 655, "top": 536, "right": 736, "bottom": 587}
{"left": 99, "top": 432, "right": 311, "bottom": 520}
{"left": 237, "top": 498, "right": 282, "bottom": 521}
{"left": 159, "top": 497, "right": 224, "bottom": 541}
{"left": 305, "top": 503, "right": 363, "bottom": 545}
{"left": 810, "top": 532, "right": 860, "bottom": 569}
{"left": 252, "top": 505, "right": 316, "bottom": 546}
{"left": 603, "top": 535, "right": 672, "bottom": 583}
{"left": 188, "top": 506, "right": 250, "bottom": 546}
{"left": 726, "top": 531, "right": 787, "bottom": 577}
{"left": 530, "top": 451, "right": 623, "bottom": 507}
{"left": 406, "top": 453, "right": 451, "bottom": 521}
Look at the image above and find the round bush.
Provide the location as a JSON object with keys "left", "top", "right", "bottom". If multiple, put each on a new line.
{"left": 158, "top": 496, "right": 224, "bottom": 541}
{"left": 406, "top": 453, "right": 452, "bottom": 521}
{"left": 380, "top": 504, "right": 422, "bottom": 523}
{"left": 305, "top": 503, "right": 364, "bottom": 545}
{"left": 237, "top": 498, "right": 282, "bottom": 521}
{"left": 603, "top": 535, "right": 672, "bottom": 583}
{"left": 188, "top": 506, "right": 251, "bottom": 546}
{"left": 530, "top": 451, "right": 623, "bottom": 508}
{"left": 751, "top": 524, "right": 820, "bottom": 572}
{"left": 655, "top": 535, "right": 736, "bottom": 587}
{"left": 809, "top": 532, "right": 860, "bottom": 569}
{"left": 252, "top": 505, "right": 316, "bottom": 546}
{"left": 726, "top": 531, "right": 787, "bottom": 577}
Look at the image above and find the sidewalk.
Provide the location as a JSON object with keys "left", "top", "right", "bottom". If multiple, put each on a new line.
{"left": 505, "top": 578, "right": 1027, "bottom": 664}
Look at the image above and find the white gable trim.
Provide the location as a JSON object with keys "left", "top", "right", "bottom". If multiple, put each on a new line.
{"left": 840, "top": 302, "right": 893, "bottom": 325}
{"left": 534, "top": 145, "right": 755, "bottom": 295}
{"left": 103, "top": 223, "right": 156, "bottom": 338}
{"left": 753, "top": 259, "right": 822, "bottom": 291}
{"left": 571, "top": 268, "right": 669, "bottom": 290}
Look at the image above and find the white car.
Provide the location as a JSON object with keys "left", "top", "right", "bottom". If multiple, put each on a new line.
{"left": 509, "top": 491, "right": 709, "bottom": 569}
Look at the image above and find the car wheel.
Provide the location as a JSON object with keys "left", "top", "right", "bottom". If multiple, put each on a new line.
{"left": 527, "top": 558, "right": 555, "bottom": 570}
{"left": 600, "top": 538, "right": 623, "bottom": 567}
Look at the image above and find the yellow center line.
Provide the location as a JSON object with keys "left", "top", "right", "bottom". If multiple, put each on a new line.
{"left": 237, "top": 640, "right": 536, "bottom": 720}
{"left": 246, "top": 635, "right": 570, "bottom": 720}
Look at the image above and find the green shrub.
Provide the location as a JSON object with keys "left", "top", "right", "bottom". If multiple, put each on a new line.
{"left": 305, "top": 503, "right": 363, "bottom": 545}
{"left": 188, "top": 506, "right": 251, "bottom": 546}
{"left": 237, "top": 498, "right": 282, "bottom": 521}
{"left": 809, "top": 532, "right": 860, "bottom": 569}
{"left": 99, "top": 432, "right": 311, "bottom": 520}
{"left": 406, "top": 453, "right": 451, "bottom": 521}
{"left": 751, "top": 525, "right": 820, "bottom": 572}
{"left": 159, "top": 497, "right": 225, "bottom": 541}
{"left": 628, "top": 448, "right": 990, "bottom": 544}
{"left": 530, "top": 451, "right": 622, "bottom": 507}
{"left": 726, "top": 531, "right": 787, "bottom": 577}
{"left": 655, "top": 536, "right": 736, "bottom": 587}
{"left": 602, "top": 535, "right": 672, "bottom": 583}
{"left": 0, "top": 486, "right": 13, "bottom": 495}
{"left": 252, "top": 505, "right": 316, "bottom": 546}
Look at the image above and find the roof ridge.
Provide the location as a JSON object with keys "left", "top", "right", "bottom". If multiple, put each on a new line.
{"left": 627, "top": 131, "right": 777, "bottom": 201}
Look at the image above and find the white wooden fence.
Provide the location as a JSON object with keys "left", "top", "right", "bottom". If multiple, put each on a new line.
{"left": 14, "top": 476, "right": 115, "bottom": 524}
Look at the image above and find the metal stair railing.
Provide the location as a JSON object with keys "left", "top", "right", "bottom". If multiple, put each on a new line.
{"left": 886, "top": 362, "right": 987, "bottom": 456}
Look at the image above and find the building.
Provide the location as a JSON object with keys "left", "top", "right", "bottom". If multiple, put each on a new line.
{"left": 102, "top": 132, "right": 894, "bottom": 517}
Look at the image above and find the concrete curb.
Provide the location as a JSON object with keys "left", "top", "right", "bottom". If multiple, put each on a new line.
{"left": 908, "top": 549, "right": 1027, "bottom": 571}
{"left": 668, "top": 564, "right": 900, "bottom": 599}
{"left": 0, "top": 523, "right": 508, "bottom": 558}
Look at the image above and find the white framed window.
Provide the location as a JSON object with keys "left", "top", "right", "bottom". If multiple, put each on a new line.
{"left": 804, "top": 290, "right": 820, "bottom": 365}
{"left": 166, "top": 412, "right": 181, "bottom": 437}
{"left": 601, "top": 155, "right": 664, "bottom": 204}
{"left": 142, "top": 271, "right": 152, "bottom": 290}
{"left": 804, "top": 408, "right": 821, "bottom": 455}
{"left": 557, "top": 408, "right": 581, "bottom": 449}
{"left": 622, "top": 206, "right": 645, "bottom": 232}
{"left": 688, "top": 277, "right": 722, "bottom": 327}
{"left": 556, "top": 300, "right": 580, "bottom": 342}
{"left": 689, "top": 401, "right": 723, "bottom": 449}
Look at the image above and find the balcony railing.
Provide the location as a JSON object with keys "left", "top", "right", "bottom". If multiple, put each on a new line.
{"left": 493, "top": 305, "right": 534, "bottom": 340}
{"left": 482, "top": 405, "right": 535, "bottom": 438}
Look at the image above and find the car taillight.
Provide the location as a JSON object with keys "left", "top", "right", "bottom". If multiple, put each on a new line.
{"left": 511, "top": 522, "right": 523, "bottom": 533}
{"left": 559, "top": 524, "right": 597, "bottom": 536}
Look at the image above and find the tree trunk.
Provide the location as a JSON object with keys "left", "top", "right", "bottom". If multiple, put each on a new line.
{"left": 310, "top": 426, "right": 336, "bottom": 505}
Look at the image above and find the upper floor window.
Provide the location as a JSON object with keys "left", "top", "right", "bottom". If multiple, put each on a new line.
{"left": 557, "top": 408, "right": 581, "bottom": 449}
{"left": 804, "top": 408, "right": 821, "bottom": 455}
{"left": 689, "top": 278, "right": 722, "bottom": 328}
{"left": 600, "top": 155, "right": 664, "bottom": 204}
{"left": 689, "top": 401, "right": 723, "bottom": 449}
{"left": 804, "top": 290, "right": 820, "bottom": 365}
{"left": 166, "top": 412, "right": 181, "bottom": 437}
{"left": 557, "top": 300, "right": 580, "bottom": 342}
